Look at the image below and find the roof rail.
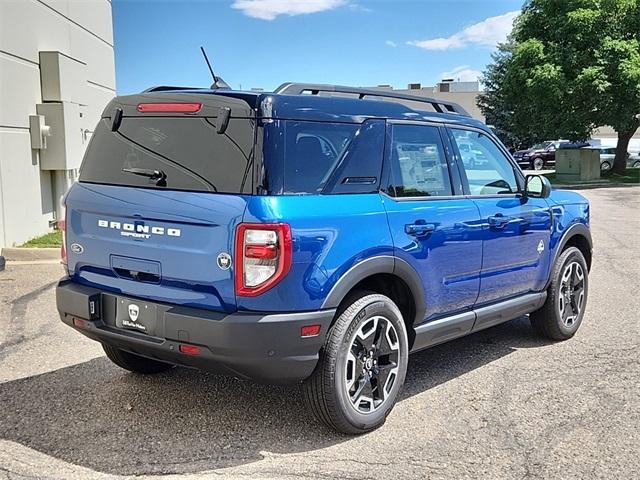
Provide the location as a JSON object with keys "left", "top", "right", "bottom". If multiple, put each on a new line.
{"left": 142, "top": 86, "right": 202, "bottom": 93}
{"left": 273, "top": 83, "right": 471, "bottom": 116}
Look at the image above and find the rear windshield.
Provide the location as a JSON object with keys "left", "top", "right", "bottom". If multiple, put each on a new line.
{"left": 79, "top": 116, "right": 255, "bottom": 194}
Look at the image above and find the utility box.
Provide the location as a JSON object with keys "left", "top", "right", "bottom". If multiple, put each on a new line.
{"left": 39, "top": 51, "right": 87, "bottom": 104}
{"left": 556, "top": 149, "right": 601, "bottom": 183}
{"left": 35, "top": 102, "right": 84, "bottom": 171}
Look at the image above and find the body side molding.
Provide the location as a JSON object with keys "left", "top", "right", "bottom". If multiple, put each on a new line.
{"left": 411, "top": 291, "right": 547, "bottom": 353}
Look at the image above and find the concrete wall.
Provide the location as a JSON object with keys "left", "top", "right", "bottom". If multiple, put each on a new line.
{"left": 0, "top": 0, "right": 115, "bottom": 248}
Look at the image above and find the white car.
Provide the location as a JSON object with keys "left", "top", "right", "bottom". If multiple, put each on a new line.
{"left": 596, "top": 147, "right": 617, "bottom": 171}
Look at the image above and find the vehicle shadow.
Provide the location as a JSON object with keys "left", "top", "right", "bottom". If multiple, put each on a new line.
{"left": 0, "top": 316, "right": 552, "bottom": 476}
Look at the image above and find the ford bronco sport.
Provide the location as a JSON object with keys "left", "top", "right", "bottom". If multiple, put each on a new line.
{"left": 56, "top": 83, "right": 592, "bottom": 434}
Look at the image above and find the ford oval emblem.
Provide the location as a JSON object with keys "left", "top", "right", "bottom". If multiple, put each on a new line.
{"left": 70, "top": 243, "right": 84, "bottom": 254}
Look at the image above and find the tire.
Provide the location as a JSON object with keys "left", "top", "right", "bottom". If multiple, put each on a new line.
{"left": 530, "top": 247, "right": 589, "bottom": 341}
{"left": 103, "top": 344, "right": 174, "bottom": 374}
{"left": 633, "top": 161, "right": 640, "bottom": 168}
{"left": 600, "top": 161, "right": 611, "bottom": 172}
{"left": 531, "top": 157, "right": 545, "bottom": 170}
{"left": 302, "top": 292, "right": 409, "bottom": 434}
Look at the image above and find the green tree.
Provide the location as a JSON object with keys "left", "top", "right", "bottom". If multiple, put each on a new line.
{"left": 479, "top": 0, "right": 640, "bottom": 173}
{"left": 478, "top": 43, "right": 544, "bottom": 150}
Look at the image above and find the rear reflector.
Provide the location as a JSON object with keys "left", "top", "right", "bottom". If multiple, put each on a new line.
{"left": 301, "top": 324, "right": 321, "bottom": 337}
{"left": 179, "top": 344, "right": 201, "bottom": 355}
{"left": 72, "top": 318, "right": 87, "bottom": 328}
{"left": 137, "top": 103, "right": 202, "bottom": 113}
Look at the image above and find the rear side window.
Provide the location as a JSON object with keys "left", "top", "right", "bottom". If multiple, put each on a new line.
{"left": 79, "top": 116, "right": 255, "bottom": 193}
{"left": 386, "top": 124, "right": 453, "bottom": 197}
{"left": 261, "top": 120, "right": 384, "bottom": 195}
{"left": 283, "top": 121, "right": 358, "bottom": 194}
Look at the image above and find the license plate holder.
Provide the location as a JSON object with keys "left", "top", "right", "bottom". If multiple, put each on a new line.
{"left": 115, "top": 297, "right": 157, "bottom": 335}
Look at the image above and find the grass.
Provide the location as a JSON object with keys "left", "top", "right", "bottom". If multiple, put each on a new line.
{"left": 20, "top": 230, "right": 63, "bottom": 248}
{"left": 544, "top": 167, "right": 640, "bottom": 186}
{"left": 601, "top": 168, "right": 640, "bottom": 184}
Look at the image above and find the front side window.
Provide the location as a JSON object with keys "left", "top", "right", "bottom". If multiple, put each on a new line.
{"left": 450, "top": 129, "right": 518, "bottom": 195}
{"left": 386, "top": 124, "right": 452, "bottom": 197}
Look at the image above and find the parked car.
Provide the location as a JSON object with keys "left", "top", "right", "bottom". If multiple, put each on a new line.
{"left": 513, "top": 141, "right": 558, "bottom": 170}
{"left": 56, "top": 83, "right": 592, "bottom": 434}
{"left": 457, "top": 141, "right": 489, "bottom": 168}
{"left": 595, "top": 147, "right": 617, "bottom": 171}
{"left": 593, "top": 147, "right": 636, "bottom": 171}
{"left": 514, "top": 140, "right": 591, "bottom": 170}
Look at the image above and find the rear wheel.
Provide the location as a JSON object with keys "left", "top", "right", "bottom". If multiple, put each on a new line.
{"left": 633, "top": 160, "right": 640, "bottom": 168}
{"left": 600, "top": 161, "right": 611, "bottom": 172}
{"left": 303, "top": 292, "right": 408, "bottom": 434}
{"left": 530, "top": 247, "right": 589, "bottom": 340}
{"left": 103, "top": 344, "right": 174, "bottom": 374}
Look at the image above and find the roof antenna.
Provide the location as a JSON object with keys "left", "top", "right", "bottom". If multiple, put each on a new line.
{"left": 200, "top": 46, "right": 230, "bottom": 90}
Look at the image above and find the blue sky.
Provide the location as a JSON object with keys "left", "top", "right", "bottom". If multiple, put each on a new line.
{"left": 112, "top": 0, "right": 523, "bottom": 95}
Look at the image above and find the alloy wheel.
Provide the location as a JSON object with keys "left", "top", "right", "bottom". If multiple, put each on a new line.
{"left": 558, "top": 261, "right": 585, "bottom": 327}
{"left": 533, "top": 157, "right": 544, "bottom": 170}
{"left": 344, "top": 316, "right": 400, "bottom": 414}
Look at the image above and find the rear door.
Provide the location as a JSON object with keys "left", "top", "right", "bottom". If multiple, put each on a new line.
{"left": 65, "top": 93, "right": 257, "bottom": 313}
{"left": 448, "top": 127, "right": 552, "bottom": 305}
{"left": 382, "top": 122, "right": 482, "bottom": 322}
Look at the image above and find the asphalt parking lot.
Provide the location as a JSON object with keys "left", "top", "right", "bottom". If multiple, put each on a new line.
{"left": 1, "top": 186, "right": 638, "bottom": 480}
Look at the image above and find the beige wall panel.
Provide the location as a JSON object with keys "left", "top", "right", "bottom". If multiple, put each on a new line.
{"left": 67, "top": 0, "right": 114, "bottom": 45}
{"left": 0, "top": 130, "right": 54, "bottom": 246}
{"left": 0, "top": 54, "right": 41, "bottom": 128}
{"left": 68, "top": 27, "right": 116, "bottom": 89}
{"left": 0, "top": 0, "right": 72, "bottom": 63}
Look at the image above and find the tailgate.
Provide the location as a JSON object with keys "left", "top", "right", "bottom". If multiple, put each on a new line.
{"left": 65, "top": 183, "right": 246, "bottom": 313}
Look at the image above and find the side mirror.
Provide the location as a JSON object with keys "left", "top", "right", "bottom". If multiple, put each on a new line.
{"left": 525, "top": 174, "right": 551, "bottom": 199}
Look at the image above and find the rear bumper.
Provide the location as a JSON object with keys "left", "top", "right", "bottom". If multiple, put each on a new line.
{"left": 56, "top": 279, "right": 335, "bottom": 384}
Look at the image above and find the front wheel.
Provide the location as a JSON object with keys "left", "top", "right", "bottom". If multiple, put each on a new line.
{"left": 530, "top": 247, "right": 589, "bottom": 340}
{"left": 303, "top": 292, "right": 409, "bottom": 434}
{"left": 531, "top": 157, "right": 545, "bottom": 170}
{"left": 600, "top": 161, "right": 611, "bottom": 172}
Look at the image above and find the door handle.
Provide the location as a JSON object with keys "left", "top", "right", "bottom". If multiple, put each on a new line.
{"left": 405, "top": 222, "right": 435, "bottom": 236}
{"left": 488, "top": 214, "right": 510, "bottom": 229}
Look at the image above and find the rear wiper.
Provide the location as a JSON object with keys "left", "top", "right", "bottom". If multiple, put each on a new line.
{"left": 122, "top": 167, "right": 167, "bottom": 186}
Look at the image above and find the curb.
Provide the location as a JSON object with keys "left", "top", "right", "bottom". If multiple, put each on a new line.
{"left": 0, "top": 247, "right": 60, "bottom": 261}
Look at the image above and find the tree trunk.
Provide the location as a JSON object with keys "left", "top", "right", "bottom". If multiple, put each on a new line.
{"left": 612, "top": 128, "right": 636, "bottom": 175}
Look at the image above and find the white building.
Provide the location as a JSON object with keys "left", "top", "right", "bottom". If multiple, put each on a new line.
{"left": 370, "top": 81, "right": 485, "bottom": 120}
{"left": 0, "top": 0, "right": 115, "bottom": 248}
{"left": 373, "top": 81, "right": 639, "bottom": 152}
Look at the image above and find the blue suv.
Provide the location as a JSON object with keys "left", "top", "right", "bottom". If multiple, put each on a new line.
{"left": 56, "top": 83, "right": 592, "bottom": 434}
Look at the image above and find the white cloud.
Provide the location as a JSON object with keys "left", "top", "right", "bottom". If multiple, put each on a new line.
{"left": 440, "top": 65, "right": 483, "bottom": 82}
{"left": 408, "top": 11, "right": 518, "bottom": 50}
{"left": 386, "top": 40, "right": 397, "bottom": 47}
{"left": 232, "top": 0, "right": 348, "bottom": 20}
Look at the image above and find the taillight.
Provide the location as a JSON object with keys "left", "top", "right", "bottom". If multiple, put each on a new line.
{"left": 136, "top": 103, "right": 202, "bottom": 113}
{"left": 235, "top": 223, "right": 292, "bottom": 297}
{"left": 59, "top": 202, "right": 67, "bottom": 266}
